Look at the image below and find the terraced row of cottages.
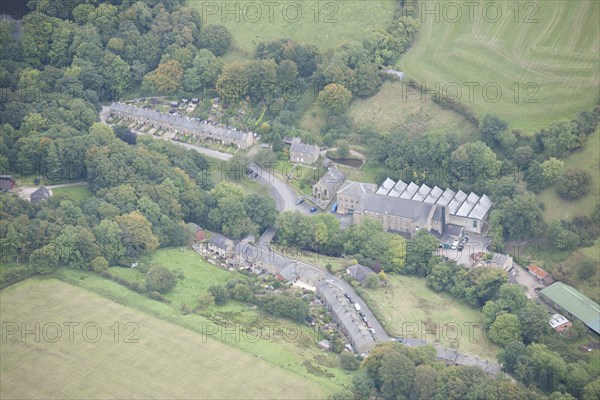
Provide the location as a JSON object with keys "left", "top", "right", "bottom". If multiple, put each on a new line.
{"left": 109, "top": 102, "right": 255, "bottom": 149}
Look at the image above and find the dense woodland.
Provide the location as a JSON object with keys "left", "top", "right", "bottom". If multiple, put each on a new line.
{"left": 1, "top": 1, "right": 599, "bottom": 399}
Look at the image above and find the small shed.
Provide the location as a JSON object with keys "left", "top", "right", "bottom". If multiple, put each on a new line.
{"left": 318, "top": 339, "right": 331, "bottom": 351}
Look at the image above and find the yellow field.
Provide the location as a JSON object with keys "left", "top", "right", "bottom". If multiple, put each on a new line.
{"left": 0, "top": 279, "right": 324, "bottom": 399}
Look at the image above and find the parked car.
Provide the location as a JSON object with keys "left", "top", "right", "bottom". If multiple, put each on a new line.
{"left": 450, "top": 240, "right": 459, "bottom": 250}
{"left": 310, "top": 207, "right": 317, "bottom": 213}
{"left": 359, "top": 312, "right": 365, "bottom": 318}
{"left": 362, "top": 316, "right": 368, "bottom": 323}
{"left": 457, "top": 244, "right": 464, "bottom": 251}
{"left": 369, "top": 328, "right": 376, "bottom": 335}
{"left": 354, "top": 303, "right": 361, "bottom": 312}
{"left": 366, "top": 321, "right": 372, "bottom": 328}
{"left": 296, "top": 198, "right": 305, "bottom": 205}
{"left": 305, "top": 316, "right": 316, "bottom": 327}
{"left": 461, "top": 236, "right": 469, "bottom": 244}
{"left": 344, "top": 293, "right": 351, "bottom": 299}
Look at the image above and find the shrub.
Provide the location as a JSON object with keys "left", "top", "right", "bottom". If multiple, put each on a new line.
{"left": 147, "top": 291, "right": 171, "bottom": 304}
{"left": 556, "top": 167, "right": 592, "bottom": 200}
{"left": 339, "top": 352, "right": 360, "bottom": 370}
{"left": 145, "top": 266, "right": 177, "bottom": 294}
{"left": 99, "top": 270, "right": 112, "bottom": 279}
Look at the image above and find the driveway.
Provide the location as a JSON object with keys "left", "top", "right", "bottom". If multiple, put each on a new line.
{"left": 512, "top": 263, "right": 544, "bottom": 300}
{"left": 436, "top": 234, "right": 491, "bottom": 266}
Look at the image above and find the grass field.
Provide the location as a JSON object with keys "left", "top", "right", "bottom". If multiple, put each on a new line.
{"left": 398, "top": 0, "right": 600, "bottom": 134}
{"left": 537, "top": 127, "right": 600, "bottom": 221}
{"left": 359, "top": 275, "right": 500, "bottom": 361}
{"left": 349, "top": 81, "right": 479, "bottom": 137}
{"left": 50, "top": 248, "right": 352, "bottom": 395}
{"left": 192, "top": 0, "right": 397, "bottom": 59}
{"left": 0, "top": 279, "right": 325, "bottom": 399}
{"left": 51, "top": 185, "right": 93, "bottom": 202}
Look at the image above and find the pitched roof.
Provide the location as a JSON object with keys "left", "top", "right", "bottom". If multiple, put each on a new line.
{"left": 455, "top": 192, "right": 480, "bottom": 217}
{"left": 424, "top": 186, "right": 444, "bottom": 203}
{"left": 540, "top": 282, "right": 600, "bottom": 334}
{"left": 110, "top": 103, "right": 251, "bottom": 143}
{"left": 317, "top": 167, "right": 346, "bottom": 193}
{"left": 346, "top": 264, "right": 375, "bottom": 284}
{"left": 30, "top": 186, "right": 51, "bottom": 204}
{"left": 528, "top": 265, "right": 549, "bottom": 279}
{"left": 337, "top": 181, "right": 377, "bottom": 197}
{"left": 411, "top": 184, "right": 432, "bottom": 202}
{"left": 290, "top": 142, "right": 319, "bottom": 155}
{"left": 375, "top": 180, "right": 492, "bottom": 221}
{"left": 468, "top": 194, "right": 492, "bottom": 220}
{"left": 436, "top": 188, "right": 456, "bottom": 207}
{"left": 400, "top": 182, "right": 419, "bottom": 199}
{"left": 358, "top": 193, "right": 436, "bottom": 226}
{"left": 317, "top": 279, "right": 376, "bottom": 354}
{"left": 376, "top": 178, "right": 396, "bottom": 195}
{"left": 447, "top": 190, "right": 467, "bottom": 214}
{"left": 208, "top": 232, "right": 233, "bottom": 248}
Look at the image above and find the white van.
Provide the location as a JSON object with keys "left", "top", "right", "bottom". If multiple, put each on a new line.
{"left": 354, "top": 303, "right": 361, "bottom": 312}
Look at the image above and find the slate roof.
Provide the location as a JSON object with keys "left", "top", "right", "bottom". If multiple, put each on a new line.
{"left": 337, "top": 181, "right": 377, "bottom": 197}
{"left": 358, "top": 193, "right": 435, "bottom": 226}
{"left": 317, "top": 167, "right": 346, "bottom": 194}
{"left": 317, "top": 279, "right": 376, "bottom": 354}
{"left": 290, "top": 142, "right": 320, "bottom": 156}
{"left": 346, "top": 264, "right": 375, "bottom": 285}
{"left": 110, "top": 103, "right": 251, "bottom": 143}
{"left": 208, "top": 232, "right": 233, "bottom": 249}
{"left": 30, "top": 186, "right": 51, "bottom": 204}
{"left": 279, "top": 262, "right": 326, "bottom": 285}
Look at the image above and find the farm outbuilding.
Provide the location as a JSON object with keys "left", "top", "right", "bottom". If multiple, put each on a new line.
{"left": 539, "top": 282, "right": 600, "bottom": 335}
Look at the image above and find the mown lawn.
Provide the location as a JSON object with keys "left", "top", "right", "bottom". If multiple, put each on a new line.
{"left": 51, "top": 185, "right": 93, "bottom": 202}
{"left": 191, "top": 0, "right": 397, "bottom": 58}
{"left": 359, "top": 275, "right": 501, "bottom": 361}
{"left": 398, "top": 0, "right": 599, "bottom": 134}
{"left": 0, "top": 279, "right": 326, "bottom": 399}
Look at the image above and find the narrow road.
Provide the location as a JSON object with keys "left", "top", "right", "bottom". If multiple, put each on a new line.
{"left": 324, "top": 271, "right": 390, "bottom": 342}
